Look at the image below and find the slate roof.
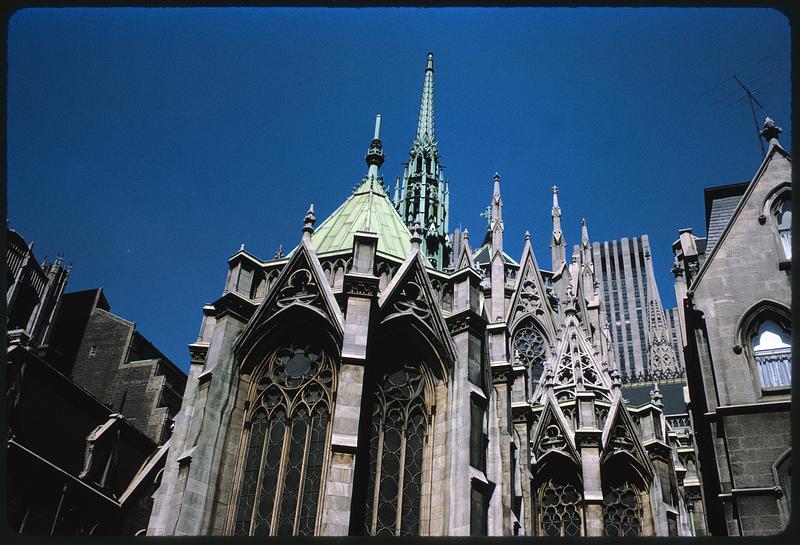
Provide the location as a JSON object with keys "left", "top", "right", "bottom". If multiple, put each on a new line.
{"left": 311, "top": 177, "right": 412, "bottom": 260}
{"left": 703, "top": 182, "right": 749, "bottom": 255}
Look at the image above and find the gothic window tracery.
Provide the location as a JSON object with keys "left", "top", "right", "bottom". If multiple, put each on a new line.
{"left": 511, "top": 323, "right": 547, "bottom": 396}
{"left": 232, "top": 345, "right": 334, "bottom": 536}
{"left": 364, "top": 365, "right": 429, "bottom": 536}
{"left": 602, "top": 484, "right": 642, "bottom": 536}
{"left": 538, "top": 479, "right": 583, "bottom": 536}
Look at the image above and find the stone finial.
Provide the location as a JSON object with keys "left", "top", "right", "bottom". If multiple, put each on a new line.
{"left": 759, "top": 117, "right": 782, "bottom": 144}
{"left": 610, "top": 366, "right": 622, "bottom": 390}
{"left": 274, "top": 244, "right": 284, "bottom": 259}
{"left": 580, "top": 218, "right": 586, "bottom": 227}
{"left": 524, "top": 230, "right": 531, "bottom": 241}
{"left": 302, "top": 204, "right": 316, "bottom": 241}
{"left": 463, "top": 227, "right": 469, "bottom": 241}
{"left": 552, "top": 185, "right": 558, "bottom": 194}
{"left": 650, "top": 383, "right": 663, "bottom": 408}
{"left": 239, "top": 243, "right": 245, "bottom": 252}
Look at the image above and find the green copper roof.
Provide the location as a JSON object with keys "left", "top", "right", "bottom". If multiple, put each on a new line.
{"left": 311, "top": 177, "right": 412, "bottom": 260}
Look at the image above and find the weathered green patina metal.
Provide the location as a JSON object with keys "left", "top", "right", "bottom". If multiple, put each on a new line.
{"left": 311, "top": 177, "right": 412, "bottom": 260}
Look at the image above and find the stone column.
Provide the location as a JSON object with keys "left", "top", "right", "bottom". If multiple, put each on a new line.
{"left": 150, "top": 301, "right": 250, "bottom": 535}
{"left": 445, "top": 267, "right": 485, "bottom": 535}
{"left": 319, "top": 233, "right": 378, "bottom": 536}
{"left": 575, "top": 390, "right": 603, "bottom": 536}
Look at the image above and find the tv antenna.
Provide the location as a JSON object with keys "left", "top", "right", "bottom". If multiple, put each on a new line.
{"left": 732, "top": 74, "right": 766, "bottom": 158}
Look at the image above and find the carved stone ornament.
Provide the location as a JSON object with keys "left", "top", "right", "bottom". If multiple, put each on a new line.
{"left": 537, "top": 424, "right": 568, "bottom": 457}
{"left": 393, "top": 281, "right": 431, "bottom": 320}
{"left": 346, "top": 279, "right": 378, "bottom": 297}
{"left": 610, "top": 423, "right": 636, "bottom": 455}
{"left": 516, "top": 276, "right": 542, "bottom": 315}
{"left": 276, "top": 269, "right": 320, "bottom": 308}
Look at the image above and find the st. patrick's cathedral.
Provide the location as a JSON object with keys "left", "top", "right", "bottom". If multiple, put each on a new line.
{"left": 148, "top": 53, "right": 699, "bottom": 537}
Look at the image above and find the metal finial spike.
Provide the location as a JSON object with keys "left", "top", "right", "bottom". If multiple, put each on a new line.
{"left": 373, "top": 113, "right": 382, "bottom": 140}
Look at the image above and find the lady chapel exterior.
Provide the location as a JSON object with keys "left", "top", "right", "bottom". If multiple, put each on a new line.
{"left": 145, "top": 54, "right": 790, "bottom": 537}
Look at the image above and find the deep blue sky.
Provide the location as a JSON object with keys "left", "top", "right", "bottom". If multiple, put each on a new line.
{"left": 8, "top": 8, "right": 791, "bottom": 372}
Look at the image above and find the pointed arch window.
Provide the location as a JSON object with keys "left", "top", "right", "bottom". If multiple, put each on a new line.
{"left": 364, "top": 365, "right": 429, "bottom": 536}
{"left": 538, "top": 479, "right": 583, "bottom": 536}
{"left": 511, "top": 323, "right": 547, "bottom": 396}
{"left": 232, "top": 346, "right": 334, "bottom": 536}
{"left": 603, "top": 484, "right": 642, "bottom": 536}
{"left": 776, "top": 197, "right": 791, "bottom": 259}
{"left": 752, "top": 319, "right": 791, "bottom": 390}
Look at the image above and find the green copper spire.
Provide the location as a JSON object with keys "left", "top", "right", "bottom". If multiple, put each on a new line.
{"left": 311, "top": 115, "right": 412, "bottom": 260}
{"left": 396, "top": 52, "right": 452, "bottom": 270}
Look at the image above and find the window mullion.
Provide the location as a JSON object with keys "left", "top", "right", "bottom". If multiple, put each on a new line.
{"left": 270, "top": 410, "right": 291, "bottom": 535}
{"left": 293, "top": 406, "right": 313, "bottom": 534}
{"left": 370, "top": 403, "right": 385, "bottom": 535}
{"left": 395, "top": 406, "right": 409, "bottom": 536}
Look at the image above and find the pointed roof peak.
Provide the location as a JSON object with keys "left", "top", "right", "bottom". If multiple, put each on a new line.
{"left": 415, "top": 52, "right": 436, "bottom": 145}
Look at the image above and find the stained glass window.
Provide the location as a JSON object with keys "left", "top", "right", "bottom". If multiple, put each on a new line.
{"left": 538, "top": 479, "right": 583, "bottom": 536}
{"left": 364, "top": 366, "right": 428, "bottom": 536}
{"left": 232, "top": 346, "right": 333, "bottom": 536}
{"left": 603, "top": 484, "right": 642, "bottom": 536}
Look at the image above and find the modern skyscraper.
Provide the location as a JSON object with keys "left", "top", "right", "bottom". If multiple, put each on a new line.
{"left": 589, "top": 234, "right": 683, "bottom": 385}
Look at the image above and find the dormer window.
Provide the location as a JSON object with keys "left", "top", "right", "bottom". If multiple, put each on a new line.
{"left": 752, "top": 319, "right": 791, "bottom": 390}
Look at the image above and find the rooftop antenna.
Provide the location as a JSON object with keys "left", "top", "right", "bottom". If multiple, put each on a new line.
{"left": 731, "top": 74, "right": 767, "bottom": 158}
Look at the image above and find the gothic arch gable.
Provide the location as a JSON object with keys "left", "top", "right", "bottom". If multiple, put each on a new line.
{"left": 530, "top": 390, "right": 581, "bottom": 472}
{"left": 235, "top": 239, "right": 344, "bottom": 368}
{"left": 506, "top": 240, "right": 557, "bottom": 340}
{"left": 377, "top": 250, "right": 457, "bottom": 375}
{"left": 600, "top": 396, "right": 654, "bottom": 484}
